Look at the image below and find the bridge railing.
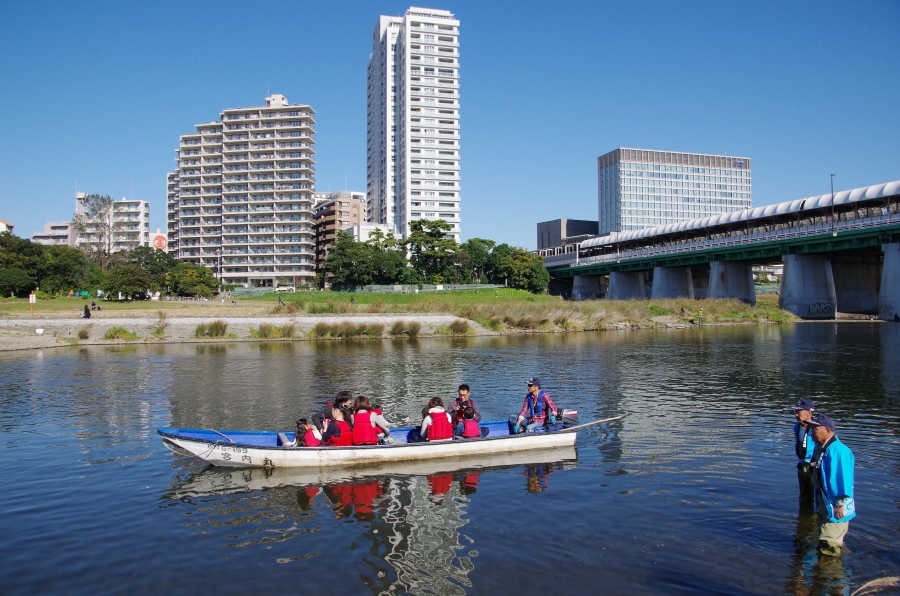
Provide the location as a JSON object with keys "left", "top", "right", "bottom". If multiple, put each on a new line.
{"left": 546, "top": 212, "right": 900, "bottom": 269}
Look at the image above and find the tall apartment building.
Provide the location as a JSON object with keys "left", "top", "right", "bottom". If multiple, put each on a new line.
{"left": 598, "top": 148, "right": 752, "bottom": 235}
{"left": 167, "top": 94, "right": 316, "bottom": 288}
{"left": 73, "top": 192, "right": 151, "bottom": 252}
{"left": 366, "top": 7, "right": 461, "bottom": 241}
{"left": 313, "top": 190, "right": 366, "bottom": 274}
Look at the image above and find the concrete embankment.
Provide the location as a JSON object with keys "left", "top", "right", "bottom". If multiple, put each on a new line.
{"left": 0, "top": 314, "right": 493, "bottom": 352}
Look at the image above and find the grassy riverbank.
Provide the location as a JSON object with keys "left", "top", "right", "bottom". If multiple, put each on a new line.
{"left": 250, "top": 290, "right": 796, "bottom": 330}
{"left": 0, "top": 289, "right": 796, "bottom": 332}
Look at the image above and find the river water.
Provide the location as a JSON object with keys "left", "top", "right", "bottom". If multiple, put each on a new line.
{"left": 2, "top": 324, "right": 899, "bottom": 595}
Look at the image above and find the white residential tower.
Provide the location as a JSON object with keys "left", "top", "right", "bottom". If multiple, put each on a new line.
{"left": 366, "top": 7, "right": 461, "bottom": 241}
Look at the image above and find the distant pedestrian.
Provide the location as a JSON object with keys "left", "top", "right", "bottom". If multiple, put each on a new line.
{"left": 82, "top": 304, "right": 91, "bottom": 319}
{"left": 791, "top": 398, "right": 817, "bottom": 509}
{"left": 807, "top": 414, "right": 855, "bottom": 556}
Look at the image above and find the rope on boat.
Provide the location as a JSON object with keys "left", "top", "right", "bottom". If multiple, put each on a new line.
{"left": 207, "top": 429, "right": 236, "bottom": 444}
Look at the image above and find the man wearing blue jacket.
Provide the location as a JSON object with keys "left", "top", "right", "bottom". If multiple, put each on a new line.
{"left": 807, "top": 414, "right": 856, "bottom": 556}
{"left": 792, "top": 398, "right": 817, "bottom": 509}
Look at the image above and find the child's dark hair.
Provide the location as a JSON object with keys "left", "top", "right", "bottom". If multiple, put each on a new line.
{"left": 295, "top": 418, "right": 309, "bottom": 447}
{"left": 463, "top": 407, "right": 475, "bottom": 420}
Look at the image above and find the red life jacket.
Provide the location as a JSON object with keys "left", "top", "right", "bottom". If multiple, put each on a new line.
{"left": 352, "top": 410, "right": 378, "bottom": 445}
{"left": 462, "top": 419, "right": 480, "bottom": 438}
{"left": 328, "top": 419, "right": 353, "bottom": 446}
{"left": 427, "top": 411, "right": 453, "bottom": 440}
{"left": 304, "top": 428, "right": 321, "bottom": 447}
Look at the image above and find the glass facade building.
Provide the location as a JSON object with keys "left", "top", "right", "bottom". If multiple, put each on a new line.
{"left": 598, "top": 148, "right": 752, "bottom": 235}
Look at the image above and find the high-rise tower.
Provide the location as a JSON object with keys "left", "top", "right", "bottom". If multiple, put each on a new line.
{"left": 167, "top": 95, "right": 317, "bottom": 288}
{"left": 366, "top": 7, "right": 460, "bottom": 241}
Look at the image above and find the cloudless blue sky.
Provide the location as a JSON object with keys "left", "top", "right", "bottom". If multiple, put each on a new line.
{"left": 1, "top": 1, "right": 897, "bottom": 249}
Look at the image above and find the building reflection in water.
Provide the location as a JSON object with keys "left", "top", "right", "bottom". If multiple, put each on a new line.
{"left": 163, "top": 448, "right": 576, "bottom": 595}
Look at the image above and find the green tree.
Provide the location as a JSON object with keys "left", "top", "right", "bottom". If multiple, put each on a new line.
{"left": 491, "top": 245, "right": 549, "bottom": 293}
{"left": 325, "top": 231, "right": 375, "bottom": 286}
{"left": 0, "top": 232, "right": 46, "bottom": 281}
{"left": 405, "top": 219, "right": 457, "bottom": 283}
{"left": 0, "top": 268, "right": 35, "bottom": 297}
{"left": 166, "top": 262, "right": 218, "bottom": 297}
{"left": 126, "top": 246, "right": 178, "bottom": 291}
{"left": 71, "top": 193, "right": 124, "bottom": 271}
{"left": 39, "top": 246, "right": 92, "bottom": 294}
{"left": 105, "top": 263, "right": 152, "bottom": 297}
{"left": 457, "top": 238, "right": 495, "bottom": 283}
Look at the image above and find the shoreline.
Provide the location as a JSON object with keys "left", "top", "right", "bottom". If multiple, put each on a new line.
{"left": 0, "top": 311, "right": 882, "bottom": 353}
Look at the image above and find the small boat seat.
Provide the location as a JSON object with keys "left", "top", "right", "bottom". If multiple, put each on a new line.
{"left": 277, "top": 432, "right": 291, "bottom": 447}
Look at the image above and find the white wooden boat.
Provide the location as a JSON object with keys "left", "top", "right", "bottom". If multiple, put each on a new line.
{"left": 158, "top": 416, "right": 620, "bottom": 469}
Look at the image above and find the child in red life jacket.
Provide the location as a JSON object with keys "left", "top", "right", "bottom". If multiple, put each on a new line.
{"left": 352, "top": 396, "right": 393, "bottom": 445}
{"left": 421, "top": 397, "right": 454, "bottom": 441}
{"left": 293, "top": 418, "right": 322, "bottom": 447}
{"left": 323, "top": 403, "right": 354, "bottom": 446}
{"left": 455, "top": 407, "right": 482, "bottom": 438}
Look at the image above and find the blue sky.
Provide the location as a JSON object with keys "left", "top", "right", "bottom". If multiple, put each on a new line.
{"left": 0, "top": 1, "right": 897, "bottom": 249}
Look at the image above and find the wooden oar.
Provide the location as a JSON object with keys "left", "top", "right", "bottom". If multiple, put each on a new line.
{"left": 563, "top": 414, "right": 626, "bottom": 431}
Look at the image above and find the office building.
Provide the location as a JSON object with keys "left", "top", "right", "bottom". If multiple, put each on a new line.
{"left": 537, "top": 219, "right": 599, "bottom": 250}
{"left": 313, "top": 190, "right": 366, "bottom": 274}
{"left": 167, "top": 94, "right": 316, "bottom": 288}
{"left": 597, "top": 148, "right": 752, "bottom": 235}
{"left": 32, "top": 221, "right": 76, "bottom": 246}
{"left": 367, "top": 7, "right": 461, "bottom": 241}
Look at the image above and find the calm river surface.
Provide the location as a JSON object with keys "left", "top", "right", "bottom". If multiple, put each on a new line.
{"left": 2, "top": 324, "right": 899, "bottom": 595}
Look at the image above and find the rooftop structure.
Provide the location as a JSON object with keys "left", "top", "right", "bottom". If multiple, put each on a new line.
{"left": 32, "top": 221, "right": 76, "bottom": 246}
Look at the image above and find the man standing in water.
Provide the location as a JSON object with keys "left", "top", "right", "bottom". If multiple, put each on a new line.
{"left": 792, "top": 399, "right": 817, "bottom": 509}
{"left": 807, "top": 414, "right": 856, "bottom": 556}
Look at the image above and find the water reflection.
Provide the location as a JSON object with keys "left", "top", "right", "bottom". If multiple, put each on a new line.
{"left": 163, "top": 448, "right": 577, "bottom": 595}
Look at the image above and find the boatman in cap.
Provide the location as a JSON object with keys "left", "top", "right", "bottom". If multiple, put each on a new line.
{"left": 509, "top": 377, "right": 558, "bottom": 434}
{"left": 807, "top": 413, "right": 856, "bottom": 556}
{"left": 792, "top": 398, "right": 817, "bottom": 509}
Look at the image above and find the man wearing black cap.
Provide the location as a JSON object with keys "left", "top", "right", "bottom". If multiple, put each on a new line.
{"left": 509, "top": 377, "right": 558, "bottom": 434}
{"left": 792, "top": 398, "right": 817, "bottom": 509}
{"left": 807, "top": 414, "right": 856, "bottom": 556}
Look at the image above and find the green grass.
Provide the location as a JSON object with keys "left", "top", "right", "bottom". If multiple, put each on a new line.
{"left": 195, "top": 320, "right": 228, "bottom": 337}
{"left": 103, "top": 327, "right": 139, "bottom": 340}
{"left": 77, "top": 325, "right": 92, "bottom": 340}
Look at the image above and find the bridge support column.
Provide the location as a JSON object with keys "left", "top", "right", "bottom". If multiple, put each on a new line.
{"left": 708, "top": 261, "right": 756, "bottom": 306}
{"left": 608, "top": 271, "right": 647, "bottom": 300}
{"left": 880, "top": 243, "right": 900, "bottom": 321}
{"left": 572, "top": 275, "right": 607, "bottom": 300}
{"left": 651, "top": 267, "right": 694, "bottom": 299}
{"left": 779, "top": 254, "right": 836, "bottom": 319}
{"left": 831, "top": 255, "right": 880, "bottom": 314}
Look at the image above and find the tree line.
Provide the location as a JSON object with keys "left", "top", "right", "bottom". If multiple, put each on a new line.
{"left": 325, "top": 219, "right": 549, "bottom": 292}
{"left": 0, "top": 232, "right": 218, "bottom": 299}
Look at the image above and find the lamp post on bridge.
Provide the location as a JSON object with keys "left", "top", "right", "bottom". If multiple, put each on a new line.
{"left": 831, "top": 174, "right": 836, "bottom": 236}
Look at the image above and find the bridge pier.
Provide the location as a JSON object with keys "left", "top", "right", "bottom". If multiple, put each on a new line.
{"left": 880, "top": 243, "right": 900, "bottom": 321}
{"left": 831, "top": 255, "right": 880, "bottom": 314}
{"left": 651, "top": 267, "right": 694, "bottom": 299}
{"left": 708, "top": 261, "right": 756, "bottom": 306}
{"left": 779, "top": 254, "right": 836, "bottom": 319}
{"left": 572, "top": 275, "right": 607, "bottom": 300}
{"left": 608, "top": 271, "right": 647, "bottom": 300}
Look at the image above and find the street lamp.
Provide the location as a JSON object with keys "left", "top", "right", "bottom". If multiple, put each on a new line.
{"left": 831, "top": 174, "right": 836, "bottom": 236}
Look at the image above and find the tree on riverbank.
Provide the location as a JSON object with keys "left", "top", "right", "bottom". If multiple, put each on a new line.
{"left": 323, "top": 221, "right": 549, "bottom": 292}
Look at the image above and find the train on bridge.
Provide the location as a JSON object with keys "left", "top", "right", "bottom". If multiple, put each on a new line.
{"left": 540, "top": 180, "right": 900, "bottom": 320}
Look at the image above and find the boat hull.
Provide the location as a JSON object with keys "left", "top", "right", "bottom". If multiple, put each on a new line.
{"left": 160, "top": 426, "right": 578, "bottom": 469}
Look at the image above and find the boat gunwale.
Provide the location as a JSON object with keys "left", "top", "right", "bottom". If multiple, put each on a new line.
{"left": 157, "top": 423, "right": 578, "bottom": 451}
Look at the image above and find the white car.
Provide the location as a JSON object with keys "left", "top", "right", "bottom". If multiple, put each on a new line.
{"left": 275, "top": 286, "right": 295, "bottom": 292}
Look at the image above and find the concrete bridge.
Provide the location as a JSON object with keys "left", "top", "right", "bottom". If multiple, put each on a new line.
{"left": 540, "top": 181, "right": 900, "bottom": 320}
